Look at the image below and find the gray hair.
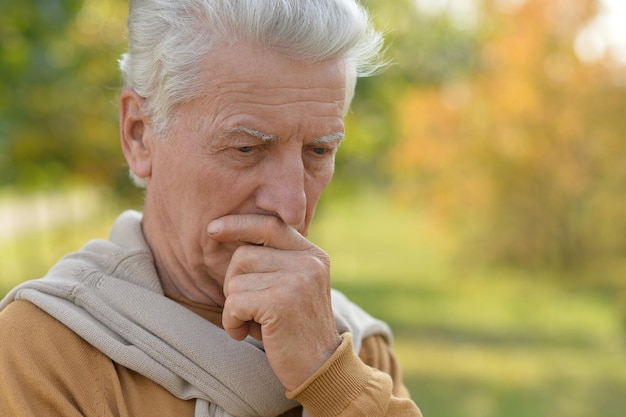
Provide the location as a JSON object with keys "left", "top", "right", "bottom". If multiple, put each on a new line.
{"left": 119, "top": 0, "right": 385, "bottom": 133}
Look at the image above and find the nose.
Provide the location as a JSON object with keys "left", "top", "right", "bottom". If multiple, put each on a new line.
{"left": 255, "top": 153, "right": 307, "bottom": 228}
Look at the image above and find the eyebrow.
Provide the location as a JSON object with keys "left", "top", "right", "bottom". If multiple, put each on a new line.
{"left": 223, "top": 126, "right": 277, "bottom": 142}
{"left": 223, "top": 126, "right": 344, "bottom": 144}
{"left": 313, "top": 131, "right": 345, "bottom": 145}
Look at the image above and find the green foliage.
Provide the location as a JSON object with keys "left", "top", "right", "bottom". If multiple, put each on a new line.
{"left": 0, "top": 0, "right": 128, "bottom": 192}
{"left": 334, "top": 0, "right": 481, "bottom": 189}
{"left": 0, "top": 0, "right": 78, "bottom": 184}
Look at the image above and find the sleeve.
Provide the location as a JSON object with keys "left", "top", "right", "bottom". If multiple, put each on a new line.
{"left": 0, "top": 300, "right": 113, "bottom": 417}
{"left": 358, "top": 333, "right": 413, "bottom": 399}
{"left": 286, "top": 333, "right": 422, "bottom": 417}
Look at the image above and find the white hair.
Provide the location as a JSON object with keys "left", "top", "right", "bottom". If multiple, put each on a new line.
{"left": 119, "top": 0, "right": 386, "bottom": 186}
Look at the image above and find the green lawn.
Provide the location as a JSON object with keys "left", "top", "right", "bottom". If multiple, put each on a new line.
{"left": 309, "top": 191, "right": 626, "bottom": 417}
{"left": 2, "top": 189, "right": 625, "bottom": 416}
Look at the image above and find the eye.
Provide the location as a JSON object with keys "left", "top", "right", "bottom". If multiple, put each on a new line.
{"left": 311, "top": 147, "right": 331, "bottom": 156}
{"left": 237, "top": 146, "right": 254, "bottom": 153}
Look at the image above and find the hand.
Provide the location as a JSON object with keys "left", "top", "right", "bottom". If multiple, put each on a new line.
{"left": 207, "top": 214, "right": 342, "bottom": 391}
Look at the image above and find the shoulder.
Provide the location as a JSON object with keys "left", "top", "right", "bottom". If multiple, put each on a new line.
{"left": 0, "top": 299, "right": 95, "bottom": 354}
{"left": 2, "top": 298, "right": 67, "bottom": 330}
{"left": 0, "top": 300, "right": 196, "bottom": 417}
{"left": 0, "top": 300, "right": 112, "bottom": 415}
{"left": 0, "top": 298, "right": 107, "bottom": 364}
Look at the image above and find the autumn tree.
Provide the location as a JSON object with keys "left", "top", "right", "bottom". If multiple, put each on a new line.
{"left": 392, "top": 0, "right": 626, "bottom": 275}
{"left": 333, "top": 0, "right": 481, "bottom": 193}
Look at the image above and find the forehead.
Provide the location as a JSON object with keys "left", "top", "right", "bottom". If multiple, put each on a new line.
{"left": 206, "top": 41, "right": 347, "bottom": 92}
{"left": 170, "top": 41, "right": 347, "bottom": 137}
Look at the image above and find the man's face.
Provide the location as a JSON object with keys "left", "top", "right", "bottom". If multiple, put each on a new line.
{"left": 138, "top": 41, "right": 346, "bottom": 303}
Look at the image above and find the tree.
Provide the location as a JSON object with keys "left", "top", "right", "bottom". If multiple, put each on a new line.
{"left": 0, "top": 0, "right": 128, "bottom": 191}
{"left": 392, "top": 0, "right": 626, "bottom": 273}
{"left": 332, "top": 0, "right": 481, "bottom": 194}
{"left": 1, "top": 0, "right": 478, "bottom": 202}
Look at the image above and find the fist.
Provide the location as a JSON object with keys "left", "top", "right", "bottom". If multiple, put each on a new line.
{"left": 207, "top": 214, "right": 342, "bottom": 390}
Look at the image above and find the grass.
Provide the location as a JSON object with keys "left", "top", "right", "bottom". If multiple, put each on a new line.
{"left": 2, "top": 188, "right": 625, "bottom": 416}
{"left": 309, "top": 190, "right": 626, "bottom": 417}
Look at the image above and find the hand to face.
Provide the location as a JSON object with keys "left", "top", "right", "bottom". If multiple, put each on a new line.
{"left": 207, "top": 214, "right": 342, "bottom": 391}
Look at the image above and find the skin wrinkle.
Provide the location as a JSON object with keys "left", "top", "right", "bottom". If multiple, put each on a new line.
{"left": 186, "top": 80, "right": 346, "bottom": 132}
{"left": 198, "top": 76, "right": 346, "bottom": 111}
{"left": 193, "top": 108, "right": 345, "bottom": 156}
{"left": 126, "top": 41, "right": 346, "bottom": 308}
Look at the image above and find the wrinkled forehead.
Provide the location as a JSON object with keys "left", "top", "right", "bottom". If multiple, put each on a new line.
{"left": 201, "top": 41, "right": 347, "bottom": 105}
{"left": 166, "top": 42, "right": 347, "bottom": 137}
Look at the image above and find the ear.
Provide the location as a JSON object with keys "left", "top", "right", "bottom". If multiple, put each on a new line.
{"left": 120, "top": 88, "right": 152, "bottom": 181}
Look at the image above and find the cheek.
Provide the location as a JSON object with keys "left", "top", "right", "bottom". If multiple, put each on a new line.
{"left": 200, "top": 166, "right": 260, "bottom": 209}
{"left": 301, "top": 169, "right": 333, "bottom": 234}
{"left": 305, "top": 163, "right": 335, "bottom": 203}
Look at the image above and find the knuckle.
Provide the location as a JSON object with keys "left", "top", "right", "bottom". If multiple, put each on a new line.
{"left": 223, "top": 293, "right": 248, "bottom": 322}
{"left": 230, "top": 245, "right": 262, "bottom": 271}
{"left": 224, "top": 275, "right": 240, "bottom": 296}
{"left": 232, "top": 244, "right": 252, "bottom": 260}
{"left": 304, "top": 250, "right": 330, "bottom": 274}
{"left": 222, "top": 293, "right": 238, "bottom": 315}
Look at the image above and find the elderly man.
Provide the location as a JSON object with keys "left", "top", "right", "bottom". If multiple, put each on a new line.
{"left": 0, "top": 1, "right": 422, "bottom": 416}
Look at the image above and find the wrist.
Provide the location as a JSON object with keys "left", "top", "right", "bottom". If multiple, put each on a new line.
{"left": 287, "top": 333, "right": 373, "bottom": 416}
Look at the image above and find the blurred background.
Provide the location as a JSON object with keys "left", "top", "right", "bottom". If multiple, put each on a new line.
{"left": 1, "top": 0, "right": 625, "bottom": 415}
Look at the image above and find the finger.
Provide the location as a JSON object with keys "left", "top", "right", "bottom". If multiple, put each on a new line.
{"left": 223, "top": 321, "right": 250, "bottom": 341}
{"left": 223, "top": 321, "right": 263, "bottom": 342}
{"left": 207, "top": 214, "right": 311, "bottom": 250}
{"left": 222, "top": 293, "right": 253, "bottom": 340}
{"left": 222, "top": 268, "right": 275, "bottom": 298}
{"left": 222, "top": 292, "right": 264, "bottom": 341}
{"left": 223, "top": 246, "right": 295, "bottom": 283}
